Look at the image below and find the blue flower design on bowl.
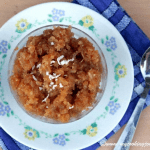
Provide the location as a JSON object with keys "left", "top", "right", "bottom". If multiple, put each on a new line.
{"left": 53, "top": 137, "right": 59, "bottom": 144}
{"left": 52, "top": 8, "right": 58, "bottom": 15}
{"left": 108, "top": 101, "right": 115, "bottom": 108}
{"left": 110, "top": 37, "right": 116, "bottom": 43}
{"left": 111, "top": 43, "right": 117, "bottom": 51}
{"left": 2, "top": 47, "right": 8, "bottom": 53}
{"left": 0, "top": 109, "right": 5, "bottom": 116}
{"left": 1, "top": 40, "right": 8, "bottom": 47}
{"left": 0, "top": 102, "right": 4, "bottom": 109}
{"left": 5, "top": 105, "right": 11, "bottom": 113}
{"left": 59, "top": 140, "right": 66, "bottom": 146}
{"left": 58, "top": 10, "right": 65, "bottom": 16}
{"left": 105, "top": 41, "right": 110, "bottom": 48}
{"left": 114, "top": 103, "right": 121, "bottom": 110}
{"left": 109, "top": 108, "right": 117, "bottom": 115}
{"left": 52, "top": 16, "right": 59, "bottom": 21}
{"left": 59, "top": 134, "right": 65, "bottom": 140}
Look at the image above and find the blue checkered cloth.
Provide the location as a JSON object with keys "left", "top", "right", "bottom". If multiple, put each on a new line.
{"left": 1, "top": 0, "right": 150, "bottom": 150}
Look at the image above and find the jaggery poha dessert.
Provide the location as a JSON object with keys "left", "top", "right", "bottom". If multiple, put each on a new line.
{"left": 10, "top": 26, "right": 102, "bottom": 123}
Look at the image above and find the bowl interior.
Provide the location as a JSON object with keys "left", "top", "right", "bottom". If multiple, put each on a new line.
{"left": 8, "top": 25, "right": 108, "bottom": 124}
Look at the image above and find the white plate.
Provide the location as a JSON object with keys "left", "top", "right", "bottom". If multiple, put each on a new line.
{"left": 0, "top": 2, "right": 134, "bottom": 150}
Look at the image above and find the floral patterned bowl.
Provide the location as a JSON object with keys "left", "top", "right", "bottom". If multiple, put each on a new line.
{"left": 8, "top": 24, "right": 108, "bottom": 124}
{"left": 0, "top": 2, "right": 134, "bottom": 150}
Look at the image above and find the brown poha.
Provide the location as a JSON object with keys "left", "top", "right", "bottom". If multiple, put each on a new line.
{"left": 10, "top": 26, "right": 102, "bottom": 123}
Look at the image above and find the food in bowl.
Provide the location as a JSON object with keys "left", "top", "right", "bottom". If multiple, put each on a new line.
{"left": 9, "top": 26, "right": 103, "bottom": 123}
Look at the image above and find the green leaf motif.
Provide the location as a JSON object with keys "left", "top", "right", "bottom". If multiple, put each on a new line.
{"left": 115, "top": 62, "right": 121, "bottom": 70}
{"left": 65, "top": 138, "right": 70, "bottom": 141}
{"left": 81, "top": 129, "right": 87, "bottom": 135}
{"left": 48, "top": 14, "right": 52, "bottom": 17}
{"left": 78, "top": 20, "right": 84, "bottom": 26}
{"left": 101, "top": 39, "right": 104, "bottom": 44}
{"left": 8, "top": 43, "right": 11, "bottom": 49}
{"left": 33, "top": 130, "right": 40, "bottom": 138}
{"left": 11, "top": 110, "right": 14, "bottom": 115}
{"left": 15, "top": 29, "right": 24, "bottom": 33}
{"left": 24, "top": 126, "right": 32, "bottom": 130}
{"left": 3, "top": 101, "right": 8, "bottom": 105}
{"left": 65, "top": 133, "right": 70, "bottom": 136}
{"left": 54, "top": 133, "right": 59, "bottom": 137}
{"left": 105, "top": 106, "right": 109, "bottom": 112}
{"left": 110, "top": 96, "right": 114, "bottom": 100}
{"left": 47, "top": 19, "right": 52, "bottom": 22}
{"left": 7, "top": 113, "right": 10, "bottom": 117}
{"left": 106, "top": 35, "right": 109, "bottom": 40}
{"left": 2, "top": 54, "right": 7, "bottom": 59}
{"left": 115, "top": 74, "right": 119, "bottom": 81}
{"left": 107, "top": 48, "right": 111, "bottom": 52}
{"left": 91, "top": 122, "right": 97, "bottom": 128}
{"left": 89, "top": 26, "right": 94, "bottom": 31}
{"left": 114, "top": 98, "right": 118, "bottom": 103}
{"left": 59, "top": 18, "right": 64, "bottom": 22}
{"left": 27, "top": 24, "right": 32, "bottom": 30}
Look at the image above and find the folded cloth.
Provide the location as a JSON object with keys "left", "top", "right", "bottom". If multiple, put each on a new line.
{"left": 1, "top": 0, "right": 150, "bottom": 150}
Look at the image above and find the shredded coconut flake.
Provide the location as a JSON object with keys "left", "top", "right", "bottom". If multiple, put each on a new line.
{"left": 46, "top": 71, "right": 49, "bottom": 76}
{"left": 46, "top": 106, "right": 49, "bottom": 108}
{"left": 32, "top": 65, "right": 35, "bottom": 70}
{"left": 52, "top": 85, "right": 57, "bottom": 90}
{"left": 32, "top": 75, "right": 37, "bottom": 81}
{"left": 46, "top": 72, "right": 61, "bottom": 80}
{"left": 61, "top": 58, "right": 74, "bottom": 65}
{"left": 57, "top": 55, "right": 64, "bottom": 65}
{"left": 37, "top": 63, "right": 41, "bottom": 68}
{"left": 69, "top": 105, "right": 74, "bottom": 109}
{"left": 57, "top": 55, "right": 74, "bottom": 65}
{"left": 42, "top": 94, "right": 49, "bottom": 102}
{"left": 50, "top": 60, "right": 55, "bottom": 64}
{"left": 49, "top": 82, "right": 54, "bottom": 87}
{"left": 51, "top": 42, "right": 54, "bottom": 45}
{"left": 39, "top": 87, "right": 43, "bottom": 91}
{"left": 59, "top": 83, "right": 63, "bottom": 88}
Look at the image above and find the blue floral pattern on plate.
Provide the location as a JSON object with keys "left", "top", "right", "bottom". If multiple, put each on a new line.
{"left": 52, "top": 134, "right": 67, "bottom": 146}
{"left": 105, "top": 36, "right": 117, "bottom": 51}
{"left": 0, "top": 102, "right": 4, "bottom": 109}
{"left": 107, "top": 101, "right": 121, "bottom": 115}
{"left": 5, "top": 105, "right": 11, "bottom": 113}
{"left": 0, "top": 40, "right": 8, "bottom": 54}
{"left": 0, "top": 102, "right": 11, "bottom": 116}
{"left": 53, "top": 138, "right": 59, "bottom": 144}
{"left": 48, "top": 8, "right": 65, "bottom": 22}
{"left": 59, "top": 140, "right": 66, "bottom": 146}
{"left": 0, "top": 109, "right": 5, "bottom": 116}
{"left": 1, "top": 40, "right": 8, "bottom": 47}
